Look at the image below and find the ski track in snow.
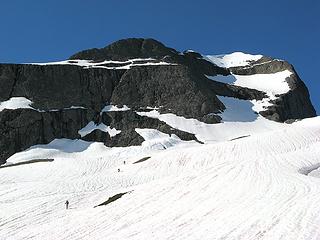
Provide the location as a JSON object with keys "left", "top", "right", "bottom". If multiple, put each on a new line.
{"left": 1, "top": 117, "right": 320, "bottom": 239}
{"left": 136, "top": 110, "right": 283, "bottom": 143}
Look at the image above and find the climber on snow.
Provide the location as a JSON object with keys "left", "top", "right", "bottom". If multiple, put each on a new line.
{"left": 65, "top": 200, "right": 69, "bottom": 209}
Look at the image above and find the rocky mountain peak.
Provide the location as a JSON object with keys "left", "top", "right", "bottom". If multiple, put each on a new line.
{"left": 69, "top": 38, "right": 177, "bottom": 61}
{"left": 0, "top": 38, "right": 316, "bottom": 164}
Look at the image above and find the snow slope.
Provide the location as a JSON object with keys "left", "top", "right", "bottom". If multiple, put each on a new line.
{"left": 1, "top": 116, "right": 320, "bottom": 240}
{"left": 137, "top": 110, "right": 282, "bottom": 143}
{"left": 1, "top": 51, "right": 318, "bottom": 240}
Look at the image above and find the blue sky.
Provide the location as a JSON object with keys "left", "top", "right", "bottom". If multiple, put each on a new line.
{"left": 0, "top": 0, "right": 319, "bottom": 113}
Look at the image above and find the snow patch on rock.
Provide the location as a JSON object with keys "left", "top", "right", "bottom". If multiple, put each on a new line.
{"left": 137, "top": 110, "right": 283, "bottom": 143}
{"left": 78, "top": 121, "right": 121, "bottom": 137}
{"left": 205, "top": 52, "right": 263, "bottom": 68}
{"left": 0, "top": 97, "right": 34, "bottom": 112}
{"left": 101, "top": 104, "right": 130, "bottom": 113}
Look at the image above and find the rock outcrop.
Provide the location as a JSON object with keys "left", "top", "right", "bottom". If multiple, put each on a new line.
{"left": 0, "top": 64, "right": 124, "bottom": 111}
{"left": 0, "top": 108, "right": 93, "bottom": 163}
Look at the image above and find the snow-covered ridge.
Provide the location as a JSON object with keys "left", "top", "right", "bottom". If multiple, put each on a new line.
{"left": 204, "top": 52, "right": 263, "bottom": 68}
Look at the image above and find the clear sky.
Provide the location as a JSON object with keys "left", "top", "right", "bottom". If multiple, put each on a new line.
{"left": 0, "top": 0, "right": 319, "bottom": 113}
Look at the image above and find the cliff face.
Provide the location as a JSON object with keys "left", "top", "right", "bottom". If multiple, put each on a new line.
{"left": 0, "top": 64, "right": 123, "bottom": 111}
{"left": 0, "top": 108, "right": 93, "bottom": 162}
{"left": 0, "top": 38, "right": 316, "bottom": 164}
{"left": 230, "top": 58, "right": 316, "bottom": 122}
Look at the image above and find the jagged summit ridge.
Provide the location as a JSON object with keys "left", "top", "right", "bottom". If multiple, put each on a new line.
{"left": 69, "top": 38, "right": 178, "bottom": 61}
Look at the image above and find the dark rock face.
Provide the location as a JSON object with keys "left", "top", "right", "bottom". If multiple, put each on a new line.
{"left": 0, "top": 108, "right": 93, "bottom": 164}
{"left": 111, "top": 65, "right": 225, "bottom": 120}
{"left": 260, "top": 69, "right": 316, "bottom": 121}
{"left": 0, "top": 38, "right": 316, "bottom": 163}
{"left": 70, "top": 38, "right": 178, "bottom": 61}
{"left": 82, "top": 129, "right": 111, "bottom": 143}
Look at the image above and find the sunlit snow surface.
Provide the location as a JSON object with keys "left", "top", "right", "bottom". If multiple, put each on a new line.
{"left": 205, "top": 52, "right": 263, "bottom": 68}
{"left": 2, "top": 53, "right": 320, "bottom": 240}
{"left": 0, "top": 97, "right": 34, "bottom": 111}
{"left": 2, "top": 117, "right": 320, "bottom": 240}
{"left": 101, "top": 104, "right": 130, "bottom": 112}
{"left": 78, "top": 121, "right": 121, "bottom": 137}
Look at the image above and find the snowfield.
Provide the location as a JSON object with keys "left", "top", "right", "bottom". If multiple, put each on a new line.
{"left": 1, "top": 52, "right": 319, "bottom": 240}
{"left": 78, "top": 121, "right": 121, "bottom": 138}
{"left": 1, "top": 116, "right": 320, "bottom": 240}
